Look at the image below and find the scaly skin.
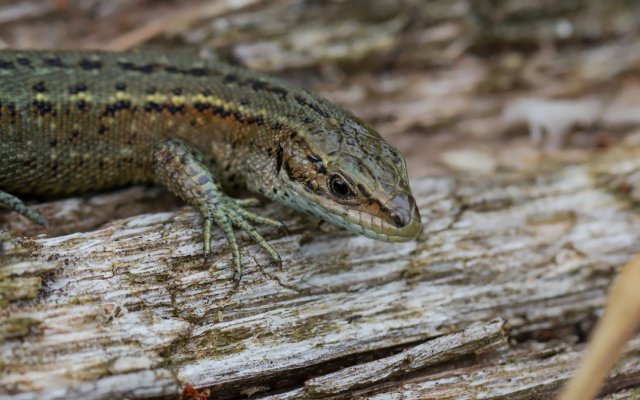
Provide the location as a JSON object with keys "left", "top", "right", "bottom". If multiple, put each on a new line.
{"left": 0, "top": 50, "right": 422, "bottom": 283}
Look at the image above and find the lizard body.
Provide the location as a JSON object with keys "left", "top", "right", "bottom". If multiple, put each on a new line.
{"left": 0, "top": 50, "right": 421, "bottom": 282}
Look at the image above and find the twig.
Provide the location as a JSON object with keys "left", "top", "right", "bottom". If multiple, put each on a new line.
{"left": 559, "top": 254, "right": 640, "bottom": 400}
{"left": 0, "top": 1, "right": 64, "bottom": 26}
{"left": 102, "top": 0, "right": 263, "bottom": 52}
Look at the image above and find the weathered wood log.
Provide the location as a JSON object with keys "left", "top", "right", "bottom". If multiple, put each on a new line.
{"left": 3, "top": 147, "right": 640, "bottom": 399}
{"left": 2, "top": 1, "right": 640, "bottom": 399}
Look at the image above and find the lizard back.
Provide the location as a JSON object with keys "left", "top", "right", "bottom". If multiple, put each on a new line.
{"left": 0, "top": 50, "right": 310, "bottom": 195}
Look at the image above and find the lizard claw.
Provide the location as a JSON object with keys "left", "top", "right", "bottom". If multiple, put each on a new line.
{"left": 232, "top": 197, "right": 261, "bottom": 208}
{"left": 200, "top": 196, "right": 283, "bottom": 285}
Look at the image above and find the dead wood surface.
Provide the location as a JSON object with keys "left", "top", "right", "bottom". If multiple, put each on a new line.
{"left": 3, "top": 147, "right": 640, "bottom": 399}
{"left": 2, "top": 1, "right": 640, "bottom": 399}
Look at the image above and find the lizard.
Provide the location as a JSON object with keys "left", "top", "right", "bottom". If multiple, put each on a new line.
{"left": 0, "top": 49, "right": 422, "bottom": 284}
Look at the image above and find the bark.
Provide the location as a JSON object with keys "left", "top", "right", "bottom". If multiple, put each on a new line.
{"left": 3, "top": 147, "right": 640, "bottom": 399}
{"left": 2, "top": 0, "right": 640, "bottom": 399}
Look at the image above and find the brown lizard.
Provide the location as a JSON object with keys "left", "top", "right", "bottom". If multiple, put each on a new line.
{"left": 0, "top": 49, "right": 422, "bottom": 283}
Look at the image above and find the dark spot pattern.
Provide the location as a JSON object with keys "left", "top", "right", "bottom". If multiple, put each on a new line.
{"left": 269, "top": 87, "right": 288, "bottom": 99}
{"left": 118, "top": 61, "right": 157, "bottom": 74}
{"left": 17, "top": 57, "right": 32, "bottom": 67}
{"left": 44, "top": 57, "right": 65, "bottom": 67}
{"left": 22, "top": 158, "right": 36, "bottom": 167}
{"left": 222, "top": 74, "right": 290, "bottom": 100}
{"left": 190, "top": 67, "right": 207, "bottom": 77}
{"left": 76, "top": 100, "right": 89, "bottom": 111}
{"left": 145, "top": 102, "right": 163, "bottom": 112}
{"left": 32, "top": 81, "right": 47, "bottom": 93}
{"left": 79, "top": 59, "right": 102, "bottom": 70}
{"left": 0, "top": 60, "right": 15, "bottom": 69}
{"left": 246, "top": 116, "right": 265, "bottom": 126}
{"left": 307, "top": 153, "right": 326, "bottom": 174}
{"left": 276, "top": 146, "right": 284, "bottom": 174}
{"left": 223, "top": 74, "right": 238, "bottom": 84}
{"left": 7, "top": 103, "right": 17, "bottom": 119}
{"left": 68, "top": 84, "right": 88, "bottom": 94}
{"left": 251, "top": 80, "right": 267, "bottom": 91}
{"left": 166, "top": 104, "right": 185, "bottom": 114}
{"left": 294, "top": 94, "right": 329, "bottom": 118}
{"left": 32, "top": 100, "right": 54, "bottom": 115}
{"left": 211, "top": 106, "right": 231, "bottom": 118}
{"left": 193, "top": 101, "right": 210, "bottom": 112}
{"left": 118, "top": 60, "right": 216, "bottom": 78}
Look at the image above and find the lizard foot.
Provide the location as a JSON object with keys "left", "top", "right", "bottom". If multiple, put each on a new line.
{"left": 200, "top": 198, "right": 284, "bottom": 285}
{"left": 152, "top": 139, "right": 284, "bottom": 286}
{"left": 0, "top": 189, "right": 48, "bottom": 227}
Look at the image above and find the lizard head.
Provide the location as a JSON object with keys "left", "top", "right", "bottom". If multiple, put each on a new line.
{"left": 273, "top": 115, "right": 422, "bottom": 242}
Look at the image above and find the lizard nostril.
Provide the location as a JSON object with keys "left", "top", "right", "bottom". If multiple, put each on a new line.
{"left": 388, "top": 192, "right": 416, "bottom": 228}
{"left": 391, "top": 213, "right": 406, "bottom": 227}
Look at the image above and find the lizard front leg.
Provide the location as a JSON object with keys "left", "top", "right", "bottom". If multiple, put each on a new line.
{"left": 152, "top": 139, "right": 283, "bottom": 285}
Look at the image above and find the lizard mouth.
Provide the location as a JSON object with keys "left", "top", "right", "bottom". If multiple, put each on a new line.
{"left": 338, "top": 206, "right": 422, "bottom": 242}
{"left": 382, "top": 211, "right": 422, "bottom": 242}
{"left": 368, "top": 193, "right": 422, "bottom": 242}
{"left": 325, "top": 193, "right": 423, "bottom": 242}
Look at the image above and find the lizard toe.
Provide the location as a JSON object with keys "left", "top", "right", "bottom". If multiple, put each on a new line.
{"left": 232, "top": 217, "right": 282, "bottom": 267}
{"left": 232, "top": 198, "right": 261, "bottom": 208}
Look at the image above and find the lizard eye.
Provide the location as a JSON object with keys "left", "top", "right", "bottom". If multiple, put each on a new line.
{"left": 329, "top": 174, "right": 355, "bottom": 199}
